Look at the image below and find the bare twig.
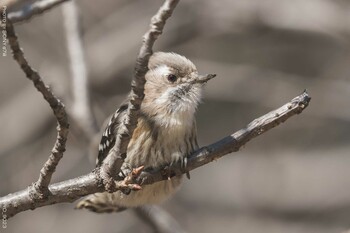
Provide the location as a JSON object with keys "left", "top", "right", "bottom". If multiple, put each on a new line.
{"left": 136, "top": 91, "right": 312, "bottom": 185}
{"left": 0, "top": 91, "right": 311, "bottom": 218}
{"left": 6, "top": 21, "right": 69, "bottom": 197}
{"left": 99, "top": 0, "right": 180, "bottom": 192}
{"left": 1, "top": 172, "right": 103, "bottom": 218}
{"left": 63, "top": 0, "right": 98, "bottom": 137}
{"left": 134, "top": 205, "right": 187, "bottom": 233}
{"left": 7, "top": 0, "right": 69, "bottom": 24}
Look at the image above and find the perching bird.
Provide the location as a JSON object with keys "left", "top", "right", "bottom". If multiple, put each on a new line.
{"left": 76, "top": 52, "right": 215, "bottom": 213}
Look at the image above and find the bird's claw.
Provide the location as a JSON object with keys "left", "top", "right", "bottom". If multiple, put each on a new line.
{"left": 117, "top": 165, "right": 144, "bottom": 194}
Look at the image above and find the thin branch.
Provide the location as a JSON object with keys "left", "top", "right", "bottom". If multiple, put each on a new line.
{"left": 62, "top": 0, "right": 98, "bottom": 137}
{"left": 1, "top": 172, "right": 103, "bottom": 218}
{"left": 137, "top": 91, "right": 312, "bottom": 185}
{"left": 6, "top": 20, "right": 69, "bottom": 197}
{"left": 99, "top": 0, "right": 180, "bottom": 192}
{"left": 134, "top": 205, "right": 187, "bottom": 233}
{"left": 0, "top": 91, "right": 311, "bottom": 218}
{"left": 7, "top": 0, "right": 69, "bottom": 24}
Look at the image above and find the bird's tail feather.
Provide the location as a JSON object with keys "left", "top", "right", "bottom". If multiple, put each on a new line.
{"left": 75, "top": 194, "right": 127, "bottom": 213}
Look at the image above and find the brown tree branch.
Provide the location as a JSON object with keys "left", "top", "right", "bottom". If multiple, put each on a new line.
{"left": 62, "top": 0, "right": 98, "bottom": 137}
{"left": 7, "top": 0, "right": 70, "bottom": 24}
{"left": 0, "top": 91, "right": 311, "bottom": 218}
{"left": 6, "top": 20, "right": 69, "bottom": 198}
{"left": 99, "top": 0, "right": 180, "bottom": 192}
{"left": 137, "top": 91, "right": 311, "bottom": 185}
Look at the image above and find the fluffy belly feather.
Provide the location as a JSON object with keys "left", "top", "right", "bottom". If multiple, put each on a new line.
{"left": 108, "top": 122, "right": 192, "bottom": 207}
{"left": 77, "top": 115, "right": 197, "bottom": 212}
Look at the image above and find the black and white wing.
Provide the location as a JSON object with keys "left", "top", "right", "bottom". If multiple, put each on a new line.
{"left": 96, "top": 104, "right": 128, "bottom": 166}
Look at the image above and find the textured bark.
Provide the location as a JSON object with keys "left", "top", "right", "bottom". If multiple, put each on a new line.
{"left": 136, "top": 91, "right": 311, "bottom": 185}
{"left": 6, "top": 21, "right": 69, "bottom": 198}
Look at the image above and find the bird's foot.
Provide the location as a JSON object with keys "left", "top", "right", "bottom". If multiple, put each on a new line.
{"left": 116, "top": 165, "right": 144, "bottom": 194}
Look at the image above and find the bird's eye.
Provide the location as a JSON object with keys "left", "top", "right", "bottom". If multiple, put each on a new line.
{"left": 167, "top": 74, "right": 177, "bottom": 83}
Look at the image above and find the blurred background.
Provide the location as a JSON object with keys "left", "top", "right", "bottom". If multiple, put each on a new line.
{"left": 1, "top": 0, "right": 350, "bottom": 232}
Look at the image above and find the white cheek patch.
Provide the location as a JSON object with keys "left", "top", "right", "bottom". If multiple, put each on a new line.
{"left": 154, "top": 65, "right": 171, "bottom": 78}
{"left": 155, "top": 87, "right": 174, "bottom": 105}
{"left": 149, "top": 65, "right": 203, "bottom": 127}
{"left": 154, "top": 85, "right": 201, "bottom": 127}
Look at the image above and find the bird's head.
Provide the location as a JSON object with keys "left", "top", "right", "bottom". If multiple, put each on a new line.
{"left": 142, "top": 52, "right": 215, "bottom": 126}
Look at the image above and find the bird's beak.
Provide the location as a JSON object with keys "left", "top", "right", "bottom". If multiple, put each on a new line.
{"left": 195, "top": 74, "right": 216, "bottom": 84}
